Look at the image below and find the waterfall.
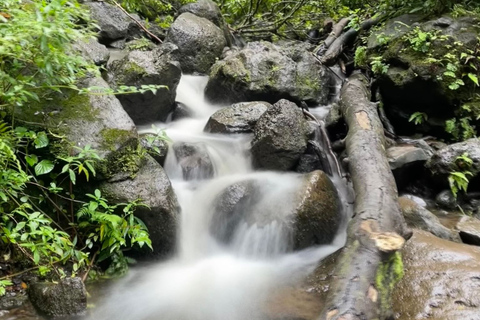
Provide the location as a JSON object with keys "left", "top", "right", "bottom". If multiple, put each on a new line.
{"left": 88, "top": 75, "right": 349, "bottom": 320}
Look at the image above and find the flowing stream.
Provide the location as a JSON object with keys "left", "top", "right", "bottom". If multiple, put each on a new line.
{"left": 90, "top": 75, "right": 350, "bottom": 320}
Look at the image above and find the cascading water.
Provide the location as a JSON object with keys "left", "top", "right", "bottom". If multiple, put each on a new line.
{"left": 88, "top": 75, "right": 350, "bottom": 320}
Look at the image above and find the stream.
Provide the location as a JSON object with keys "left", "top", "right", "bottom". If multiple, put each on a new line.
{"left": 1, "top": 75, "right": 350, "bottom": 320}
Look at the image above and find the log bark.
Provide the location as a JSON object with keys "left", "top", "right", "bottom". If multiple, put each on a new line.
{"left": 315, "top": 18, "right": 351, "bottom": 56}
{"left": 319, "top": 17, "right": 382, "bottom": 66}
{"left": 318, "top": 73, "right": 411, "bottom": 320}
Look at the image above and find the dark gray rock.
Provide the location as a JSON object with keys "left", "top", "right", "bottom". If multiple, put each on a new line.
{"left": 205, "top": 41, "right": 332, "bottom": 106}
{"left": 172, "top": 101, "right": 193, "bottom": 121}
{"left": 436, "top": 189, "right": 458, "bottom": 210}
{"left": 109, "top": 38, "right": 127, "bottom": 50}
{"left": 292, "top": 170, "right": 342, "bottom": 249}
{"left": 85, "top": 2, "right": 131, "bottom": 43}
{"left": 28, "top": 277, "right": 86, "bottom": 318}
{"left": 73, "top": 38, "right": 110, "bottom": 66}
{"left": 388, "top": 145, "right": 429, "bottom": 170}
{"left": 166, "top": 13, "right": 226, "bottom": 74}
{"left": 100, "top": 154, "right": 179, "bottom": 258}
{"left": 398, "top": 196, "right": 460, "bottom": 242}
{"left": 173, "top": 142, "right": 215, "bottom": 180}
{"left": 210, "top": 180, "right": 259, "bottom": 243}
{"left": 426, "top": 138, "right": 480, "bottom": 181}
{"left": 204, "top": 101, "right": 271, "bottom": 134}
{"left": 139, "top": 133, "right": 169, "bottom": 166}
{"left": 367, "top": 14, "right": 424, "bottom": 50}
{"left": 107, "top": 43, "right": 182, "bottom": 124}
{"left": 0, "top": 295, "right": 28, "bottom": 310}
{"left": 251, "top": 99, "right": 311, "bottom": 171}
{"left": 456, "top": 215, "right": 480, "bottom": 246}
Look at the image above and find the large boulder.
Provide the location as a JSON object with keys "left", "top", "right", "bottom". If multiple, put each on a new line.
{"left": 178, "top": 0, "right": 233, "bottom": 47}
{"left": 204, "top": 101, "right": 271, "bottom": 134}
{"left": 426, "top": 138, "right": 480, "bottom": 183}
{"left": 205, "top": 41, "right": 332, "bottom": 106}
{"left": 100, "top": 154, "right": 180, "bottom": 258}
{"left": 166, "top": 12, "right": 227, "bottom": 74}
{"left": 393, "top": 230, "right": 480, "bottom": 320}
{"left": 73, "top": 38, "right": 110, "bottom": 66}
{"left": 370, "top": 15, "right": 480, "bottom": 135}
{"left": 107, "top": 43, "right": 182, "bottom": 124}
{"left": 13, "top": 77, "right": 137, "bottom": 159}
{"left": 173, "top": 142, "right": 215, "bottom": 180}
{"left": 85, "top": 2, "right": 132, "bottom": 44}
{"left": 292, "top": 170, "right": 342, "bottom": 249}
{"left": 398, "top": 196, "right": 460, "bottom": 242}
{"left": 251, "top": 99, "right": 311, "bottom": 171}
{"left": 28, "top": 277, "right": 87, "bottom": 318}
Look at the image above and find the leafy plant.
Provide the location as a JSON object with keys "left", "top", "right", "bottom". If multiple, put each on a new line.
{"left": 0, "top": 280, "right": 12, "bottom": 296}
{"left": 354, "top": 46, "right": 367, "bottom": 68}
{"left": 448, "top": 153, "right": 474, "bottom": 198}
{"left": 407, "top": 27, "right": 437, "bottom": 53}
{"left": 370, "top": 56, "right": 389, "bottom": 75}
{"left": 408, "top": 112, "right": 428, "bottom": 125}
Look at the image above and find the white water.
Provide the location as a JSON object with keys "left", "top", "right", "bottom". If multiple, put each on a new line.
{"left": 90, "top": 75, "right": 348, "bottom": 320}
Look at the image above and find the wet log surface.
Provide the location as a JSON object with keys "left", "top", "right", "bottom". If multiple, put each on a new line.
{"left": 319, "top": 73, "right": 412, "bottom": 320}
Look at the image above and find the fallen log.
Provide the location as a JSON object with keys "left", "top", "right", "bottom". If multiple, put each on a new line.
{"left": 315, "top": 18, "right": 351, "bottom": 56}
{"left": 319, "top": 73, "right": 412, "bottom": 320}
{"left": 319, "top": 16, "right": 381, "bottom": 66}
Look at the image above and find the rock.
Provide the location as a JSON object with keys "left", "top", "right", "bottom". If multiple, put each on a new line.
{"left": 100, "top": 154, "right": 179, "bottom": 258}
{"left": 107, "top": 43, "right": 182, "bottom": 124}
{"left": 173, "top": 142, "right": 215, "bottom": 180}
{"left": 85, "top": 2, "right": 131, "bottom": 44}
{"left": 398, "top": 196, "right": 460, "bottom": 242}
{"left": 210, "top": 180, "right": 259, "bottom": 243}
{"left": 388, "top": 145, "right": 429, "bottom": 170}
{"left": 0, "top": 295, "right": 28, "bottom": 310}
{"left": 178, "top": 0, "right": 233, "bottom": 47}
{"left": 456, "top": 215, "right": 480, "bottom": 246}
{"left": 292, "top": 170, "right": 342, "bottom": 249}
{"left": 13, "top": 76, "right": 137, "bottom": 159}
{"left": 166, "top": 13, "right": 226, "bottom": 74}
{"left": 393, "top": 230, "right": 480, "bottom": 320}
{"left": 73, "top": 38, "right": 110, "bottom": 66}
{"left": 251, "top": 99, "right": 311, "bottom": 171}
{"left": 435, "top": 189, "right": 458, "bottom": 210}
{"left": 367, "top": 14, "right": 424, "bottom": 50}
{"left": 139, "top": 133, "right": 169, "bottom": 166}
{"left": 109, "top": 38, "right": 126, "bottom": 50}
{"left": 426, "top": 138, "right": 480, "bottom": 182}
{"left": 401, "top": 194, "right": 428, "bottom": 208}
{"left": 28, "top": 277, "right": 87, "bottom": 317}
{"left": 204, "top": 101, "right": 271, "bottom": 134}
{"left": 172, "top": 101, "right": 193, "bottom": 121}
{"left": 372, "top": 15, "right": 480, "bottom": 136}
{"left": 205, "top": 41, "right": 332, "bottom": 106}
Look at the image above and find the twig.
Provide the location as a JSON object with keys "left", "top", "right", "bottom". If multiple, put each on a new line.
{"left": 108, "top": 0, "right": 163, "bottom": 43}
{"left": 81, "top": 250, "right": 98, "bottom": 282}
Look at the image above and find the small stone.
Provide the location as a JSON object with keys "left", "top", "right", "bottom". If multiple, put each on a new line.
{"left": 456, "top": 215, "right": 480, "bottom": 246}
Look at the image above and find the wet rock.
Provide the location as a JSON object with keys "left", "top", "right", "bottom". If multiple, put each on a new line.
{"left": 435, "top": 189, "right": 458, "bottom": 210}
{"left": 173, "top": 142, "right": 215, "bottom": 180}
{"left": 398, "top": 197, "right": 460, "bottom": 242}
{"left": 0, "top": 295, "right": 28, "bottom": 310}
{"left": 28, "top": 277, "right": 86, "bottom": 317}
{"left": 367, "top": 14, "right": 424, "bottom": 50}
{"left": 393, "top": 230, "right": 480, "bottom": 320}
{"left": 166, "top": 13, "right": 226, "bottom": 74}
{"left": 388, "top": 145, "right": 429, "bottom": 170}
{"left": 85, "top": 2, "right": 131, "bottom": 44}
{"left": 251, "top": 99, "right": 311, "bottom": 171}
{"left": 205, "top": 41, "right": 332, "bottom": 106}
{"left": 100, "top": 154, "right": 179, "bottom": 258}
{"left": 210, "top": 180, "right": 259, "bottom": 243}
{"left": 456, "top": 215, "right": 480, "bottom": 246}
{"left": 107, "top": 43, "right": 181, "bottom": 124}
{"left": 426, "top": 138, "right": 480, "bottom": 182}
{"left": 204, "top": 101, "right": 271, "bottom": 134}
{"left": 73, "top": 38, "right": 110, "bottom": 66}
{"left": 13, "top": 77, "right": 137, "bottom": 159}
{"left": 139, "top": 133, "right": 169, "bottom": 166}
{"left": 292, "top": 171, "right": 342, "bottom": 249}
{"left": 172, "top": 101, "right": 193, "bottom": 121}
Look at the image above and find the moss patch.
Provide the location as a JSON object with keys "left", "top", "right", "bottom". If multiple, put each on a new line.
{"left": 100, "top": 128, "right": 136, "bottom": 152}
{"left": 376, "top": 251, "right": 404, "bottom": 316}
{"left": 100, "top": 141, "right": 145, "bottom": 180}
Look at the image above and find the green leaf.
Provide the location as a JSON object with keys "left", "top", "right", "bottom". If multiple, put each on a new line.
{"left": 25, "top": 154, "right": 38, "bottom": 167}
{"left": 468, "top": 73, "right": 479, "bottom": 86}
{"left": 34, "top": 160, "right": 55, "bottom": 176}
{"left": 69, "top": 169, "right": 76, "bottom": 184}
{"left": 34, "top": 132, "right": 49, "bottom": 149}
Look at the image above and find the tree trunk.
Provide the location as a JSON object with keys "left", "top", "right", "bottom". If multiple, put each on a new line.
{"left": 318, "top": 73, "right": 412, "bottom": 320}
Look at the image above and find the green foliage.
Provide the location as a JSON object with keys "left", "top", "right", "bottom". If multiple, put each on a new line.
{"left": 370, "top": 56, "right": 389, "bottom": 75}
{"left": 408, "top": 112, "right": 428, "bottom": 125}
{"left": 448, "top": 153, "right": 474, "bottom": 198}
{"left": 407, "top": 27, "right": 437, "bottom": 53}
{"left": 0, "top": 280, "right": 13, "bottom": 296}
{"left": 354, "top": 46, "right": 367, "bottom": 68}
